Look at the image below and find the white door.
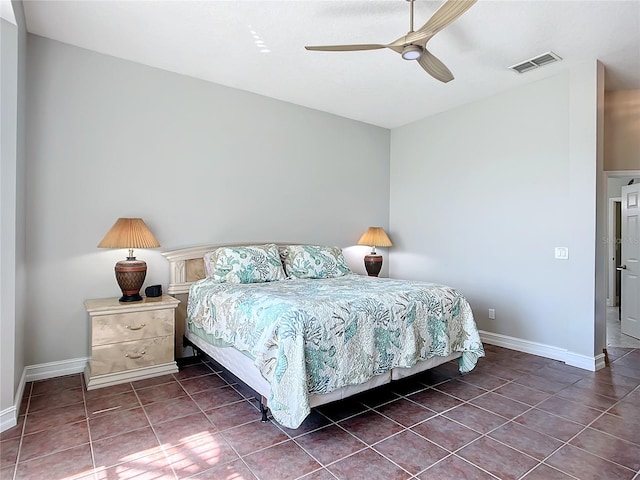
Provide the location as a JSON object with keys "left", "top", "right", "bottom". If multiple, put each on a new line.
{"left": 620, "top": 183, "right": 640, "bottom": 339}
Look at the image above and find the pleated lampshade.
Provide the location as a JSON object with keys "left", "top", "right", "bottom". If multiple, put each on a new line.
{"left": 357, "top": 227, "right": 393, "bottom": 277}
{"left": 98, "top": 218, "right": 160, "bottom": 303}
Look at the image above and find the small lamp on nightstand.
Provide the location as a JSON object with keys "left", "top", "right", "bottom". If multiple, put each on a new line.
{"left": 357, "top": 226, "right": 393, "bottom": 277}
{"left": 98, "top": 218, "right": 160, "bottom": 303}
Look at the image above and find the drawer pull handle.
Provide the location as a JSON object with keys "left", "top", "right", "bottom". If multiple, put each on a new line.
{"left": 126, "top": 324, "right": 146, "bottom": 330}
{"left": 125, "top": 351, "right": 146, "bottom": 359}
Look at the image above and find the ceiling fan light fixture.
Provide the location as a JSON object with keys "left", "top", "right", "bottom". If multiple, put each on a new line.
{"left": 401, "top": 44, "right": 422, "bottom": 60}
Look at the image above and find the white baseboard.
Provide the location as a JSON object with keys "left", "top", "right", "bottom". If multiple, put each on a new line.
{"left": 0, "top": 405, "right": 17, "bottom": 432}
{"left": 24, "top": 357, "right": 88, "bottom": 382}
{"left": 479, "top": 330, "right": 604, "bottom": 371}
{"left": 1, "top": 357, "right": 88, "bottom": 433}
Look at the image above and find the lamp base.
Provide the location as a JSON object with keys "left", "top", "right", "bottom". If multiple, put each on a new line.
{"left": 363, "top": 254, "right": 383, "bottom": 277}
{"left": 115, "top": 257, "right": 147, "bottom": 303}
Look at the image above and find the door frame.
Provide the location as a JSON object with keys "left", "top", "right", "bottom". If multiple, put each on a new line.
{"left": 607, "top": 197, "right": 621, "bottom": 307}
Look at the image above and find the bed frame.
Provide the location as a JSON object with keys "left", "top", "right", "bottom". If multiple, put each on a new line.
{"left": 161, "top": 243, "right": 461, "bottom": 423}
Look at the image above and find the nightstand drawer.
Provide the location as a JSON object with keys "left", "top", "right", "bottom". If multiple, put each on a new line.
{"left": 92, "top": 308, "right": 173, "bottom": 345}
{"left": 91, "top": 336, "right": 173, "bottom": 375}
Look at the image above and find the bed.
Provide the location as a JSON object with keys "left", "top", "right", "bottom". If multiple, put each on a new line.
{"left": 162, "top": 243, "right": 484, "bottom": 429}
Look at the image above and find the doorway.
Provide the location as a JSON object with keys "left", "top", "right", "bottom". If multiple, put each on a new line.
{"left": 605, "top": 173, "right": 640, "bottom": 348}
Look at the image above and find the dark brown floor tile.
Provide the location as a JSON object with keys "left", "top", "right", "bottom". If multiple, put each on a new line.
{"left": 316, "top": 397, "right": 368, "bottom": 422}
{"left": 443, "top": 404, "right": 508, "bottom": 433}
{"left": 154, "top": 412, "right": 218, "bottom": 447}
{"left": 573, "top": 376, "right": 637, "bottom": 399}
{"left": 29, "top": 387, "right": 84, "bottom": 413}
{"left": 165, "top": 432, "right": 238, "bottom": 478}
{"left": 457, "top": 436, "right": 539, "bottom": 480}
{"left": 173, "top": 362, "right": 215, "bottom": 380}
{"left": 407, "top": 387, "right": 462, "bottom": 412}
{"left": 546, "top": 444, "right": 636, "bottom": 480}
{"left": 470, "top": 392, "right": 531, "bottom": 419}
{"left": 0, "top": 437, "right": 20, "bottom": 467}
{"left": 373, "top": 430, "right": 448, "bottom": 474}
{"left": 188, "top": 458, "right": 258, "bottom": 479}
{"left": 92, "top": 426, "right": 162, "bottom": 468}
{"left": 610, "top": 363, "right": 640, "bottom": 380}
{"left": 532, "top": 366, "right": 585, "bottom": 386}
{"left": 89, "top": 405, "right": 150, "bottom": 441}
{"left": 522, "top": 463, "right": 575, "bottom": 479}
{"left": 473, "top": 362, "right": 524, "bottom": 381}
{"left": 415, "top": 367, "right": 459, "bottom": 386}
{"left": 23, "top": 401, "right": 87, "bottom": 435}
{"left": 389, "top": 378, "right": 428, "bottom": 396}
{"left": 338, "top": 410, "right": 404, "bottom": 445}
{"left": 514, "top": 408, "right": 584, "bottom": 442}
{"left": 327, "top": 448, "right": 410, "bottom": 480}
{"left": 411, "top": 415, "right": 480, "bottom": 451}
{"left": 179, "top": 373, "right": 227, "bottom": 395}
{"left": 229, "top": 380, "right": 260, "bottom": 401}
{"left": 590, "top": 412, "right": 640, "bottom": 445}
{"left": 459, "top": 371, "right": 509, "bottom": 390}
{"left": 135, "top": 382, "right": 186, "bottom": 405}
{"left": 190, "top": 385, "right": 244, "bottom": 410}
{"left": 513, "top": 373, "right": 569, "bottom": 394}
{"left": 493, "top": 382, "right": 551, "bottom": 406}
{"left": 489, "top": 421, "right": 562, "bottom": 460}
{"left": 143, "top": 395, "right": 200, "bottom": 424}
{"left": 19, "top": 420, "right": 89, "bottom": 462}
{"left": 277, "top": 410, "right": 331, "bottom": 438}
{"left": 297, "top": 468, "right": 337, "bottom": 480}
{"left": 434, "top": 379, "right": 487, "bottom": 401}
{"left": 205, "top": 400, "right": 261, "bottom": 430}
{"left": 243, "top": 440, "right": 321, "bottom": 480}
{"left": 84, "top": 382, "right": 133, "bottom": 402}
{"left": 375, "top": 398, "right": 435, "bottom": 427}
{"left": 0, "top": 465, "right": 15, "bottom": 480}
{"left": 555, "top": 384, "right": 619, "bottom": 410}
{"left": 31, "top": 374, "right": 83, "bottom": 396}
{"left": 86, "top": 390, "right": 140, "bottom": 417}
{"left": 608, "top": 399, "right": 638, "bottom": 418}
{"left": 221, "top": 420, "right": 288, "bottom": 456}
{"left": 357, "top": 386, "right": 401, "bottom": 408}
{"left": 131, "top": 374, "right": 176, "bottom": 390}
{"left": 295, "top": 424, "right": 366, "bottom": 465}
{"left": 95, "top": 451, "right": 174, "bottom": 479}
{"left": 570, "top": 427, "right": 640, "bottom": 471}
{"left": 14, "top": 443, "right": 94, "bottom": 480}
{"left": 536, "top": 395, "right": 603, "bottom": 425}
{"left": 418, "top": 454, "right": 495, "bottom": 479}
{"left": 0, "top": 415, "right": 24, "bottom": 441}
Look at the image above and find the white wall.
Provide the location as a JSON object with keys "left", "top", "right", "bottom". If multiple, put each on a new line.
{"left": 1, "top": 0, "right": 27, "bottom": 430}
{"left": 25, "top": 34, "right": 390, "bottom": 366}
{"left": 390, "top": 63, "right": 604, "bottom": 361}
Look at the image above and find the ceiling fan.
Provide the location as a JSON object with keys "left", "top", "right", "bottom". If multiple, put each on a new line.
{"left": 305, "top": 0, "right": 477, "bottom": 83}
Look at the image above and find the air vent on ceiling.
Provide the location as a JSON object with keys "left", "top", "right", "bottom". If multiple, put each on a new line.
{"left": 509, "top": 51, "right": 562, "bottom": 74}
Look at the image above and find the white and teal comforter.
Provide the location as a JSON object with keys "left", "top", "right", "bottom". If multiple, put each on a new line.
{"left": 187, "top": 274, "right": 484, "bottom": 428}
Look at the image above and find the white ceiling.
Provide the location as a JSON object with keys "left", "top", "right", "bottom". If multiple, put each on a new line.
{"left": 21, "top": 0, "right": 640, "bottom": 129}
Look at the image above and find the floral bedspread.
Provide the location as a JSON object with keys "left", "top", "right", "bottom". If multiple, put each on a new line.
{"left": 187, "top": 274, "right": 484, "bottom": 428}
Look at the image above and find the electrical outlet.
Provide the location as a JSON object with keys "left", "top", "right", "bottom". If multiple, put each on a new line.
{"left": 488, "top": 309, "right": 495, "bottom": 320}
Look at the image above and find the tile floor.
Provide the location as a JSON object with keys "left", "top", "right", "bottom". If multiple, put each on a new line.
{"left": 607, "top": 307, "right": 640, "bottom": 348}
{"left": 1, "top": 345, "right": 639, "bottom": 480}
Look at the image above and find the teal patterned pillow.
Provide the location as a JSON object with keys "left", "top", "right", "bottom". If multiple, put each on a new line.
{"left": 282, "top": 245, "right": 352, "bottom": 279}
{"left": 204, "top": 244, "right": 286, "bottom": 283}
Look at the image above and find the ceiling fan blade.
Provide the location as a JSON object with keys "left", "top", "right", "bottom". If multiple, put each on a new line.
{"left": 408, "top": 0, "right": 477, "bottom": 44}
{"left": 305, "top": 44, "right": 386, "bottom": 52}
{"left": 418, "top": 50, "right": 454, "bottom": 83}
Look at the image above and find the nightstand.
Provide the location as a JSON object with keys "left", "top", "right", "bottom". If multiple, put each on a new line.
{"left": 84, "top": 295, "right": 180, "bottom": 390}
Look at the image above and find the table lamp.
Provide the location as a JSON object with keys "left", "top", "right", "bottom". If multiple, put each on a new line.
{"left": 98, "top": 218, "right": 160, "bottom": 302}
{"left": 357, "top": 226, "right": 393, "bottom": 277}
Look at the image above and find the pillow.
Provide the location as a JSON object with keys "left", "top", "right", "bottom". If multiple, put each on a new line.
{"left": 281, "top": 245, "right": 352, "bottom": 279}
{"left": 204, "top": 244, "right": 286, "bottom": 283}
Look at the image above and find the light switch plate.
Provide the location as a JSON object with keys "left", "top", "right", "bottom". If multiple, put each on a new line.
{"left": 555, "top": 247, "right": 569, "bottom": 260}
